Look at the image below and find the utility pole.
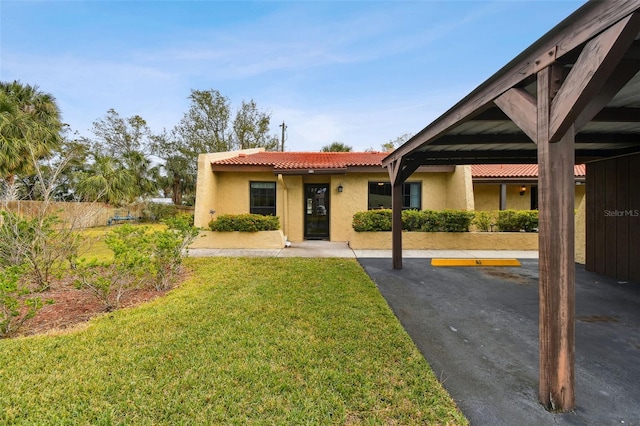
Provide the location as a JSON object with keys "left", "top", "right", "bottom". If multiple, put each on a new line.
{"left": 279, "top": 121, "right": 287, "bottom": 152}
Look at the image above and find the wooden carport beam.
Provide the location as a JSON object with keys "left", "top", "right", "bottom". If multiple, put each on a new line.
{"left": 575, "top": 60, "right": 640, "bottom": 131}
{"left": 494, "top": 88, "right": 537, "bottom": 142}
{"left": 549, "top": 12, "right": 640, "bottom": 142}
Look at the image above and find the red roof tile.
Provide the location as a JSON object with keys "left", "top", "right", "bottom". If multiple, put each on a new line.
{"left": 213, "top": 151, "right": 587, "bottom": 178}
{"left": 212, "top": 151, "right": 387, "bottom": 169}
{"left": 471, "top": 164, "right": 586, "bottom": 178}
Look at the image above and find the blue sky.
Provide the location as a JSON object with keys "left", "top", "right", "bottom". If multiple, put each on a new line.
{"left": 1, "top": 0, "right": 586, "bottom": 152}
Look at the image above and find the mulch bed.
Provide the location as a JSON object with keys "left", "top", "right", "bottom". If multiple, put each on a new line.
{"left": 13, "top": 282, "right": 170, "bottom": 338}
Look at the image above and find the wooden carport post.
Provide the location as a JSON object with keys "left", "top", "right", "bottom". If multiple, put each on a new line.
{"left": 387, "top": 157, "right": 420, "bottom": 270}
{"left": 391, "top": 179, "right": 403, "bottom": 270}
{"left": 537, "top": 65, "right": 575, "bottom": 411}
{"left": 388, "top": 158, "right": 405, "bottom": 270}
{"left": 494, "top": 13, "right": 640, "bottom": 410}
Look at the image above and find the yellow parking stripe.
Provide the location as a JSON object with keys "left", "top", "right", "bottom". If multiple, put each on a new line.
{"left": 431, "top": 258, "right": 521, "bottom": 267}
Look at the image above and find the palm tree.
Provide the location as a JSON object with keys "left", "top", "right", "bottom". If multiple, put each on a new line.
{"left": 76, "top": 154, "right": 137, "bottom": 206}
{"left": 320, "top": 142, "right": 352, "bottom": 152}
{"left": 122, "top": 150, "right": 160, "bottom": 200}
{"left": 0, "top": 81, "right": 62, "bottom": 194}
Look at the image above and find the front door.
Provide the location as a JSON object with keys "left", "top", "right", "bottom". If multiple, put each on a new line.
{"left": 304, "top": 183, "right": 329, "bottom": 239}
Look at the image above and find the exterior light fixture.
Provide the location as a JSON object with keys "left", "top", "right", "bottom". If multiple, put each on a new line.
{"left": 520, "top": 185, "right": 527, "bottom": 196}
{"left": 337, "top": 183, "right": 343, "bottom": 193}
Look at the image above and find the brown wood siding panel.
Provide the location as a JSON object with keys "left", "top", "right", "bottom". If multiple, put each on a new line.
{"left": 585, "top": 163, "right": 596, "bottom": 271}
{"left": 629, "top": 155, "right": 640, "bottom": 282}
{"left": 586, "top": 153, "right": 640, "bottom": 282}
{"left": 604, "top": 160, "right": 618, "bottom": 277}
{"left": 615, "top": 157, "right": 630, "bottom": 280}
{"left": 591, "top": 161, "right": 607, "bottom": 274}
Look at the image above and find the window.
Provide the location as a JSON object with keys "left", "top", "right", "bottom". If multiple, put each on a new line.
{"left": 368, "top": 182, "right": 421, "bottom": 210}
{"left": 250, "top": 181, "right": 276, "bottom": 216}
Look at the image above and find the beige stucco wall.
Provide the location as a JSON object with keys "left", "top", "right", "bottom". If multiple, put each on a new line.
{"left": 193, "top": 148, "right": 264, "bottom": 228}
{"left": 348, "top": 231, "right": 538, "bottom": 250}
{"left": 473, "top": 183, "right": 531, "bottom": 211}
{"left": 190, "top": 230, "right": 285, "bottom": 249}
{"left": 574, "top": 183, "right": 585, "bottom": 210}
{"left": 506, "top": 184, "right": 532, "bottom": 210}
{"left": 575, "top": 185, "right": 586, "bottom": 264}
{"left": 194, "top": 154, "right": 473, "bottom": 244}
{"left": 474, "top": 184, "right": 501, "bottom": 211}
{"left": 474, "top": 183, "right": 585, "bottom": 212}
{"left": 446, "top": 165, "right": 475, "bottom": 210}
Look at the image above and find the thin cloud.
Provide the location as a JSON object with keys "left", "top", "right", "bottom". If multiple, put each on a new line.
{"left": 1, "top": 0, "right": 586, "bottom": 151}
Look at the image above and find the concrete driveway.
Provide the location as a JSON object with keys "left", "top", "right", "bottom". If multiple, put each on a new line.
{"left": 358, "top": 258, "right": 640, "bottom": 426}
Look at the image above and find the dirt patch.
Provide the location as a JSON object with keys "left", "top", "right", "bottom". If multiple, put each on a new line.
{"left": 481, "top": 268, "right": 534, "bottom": 285}
{"left": 577, "top": 315, "right": 619, "bottom": 323}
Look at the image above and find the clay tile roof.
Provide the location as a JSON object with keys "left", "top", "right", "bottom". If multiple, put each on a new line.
{"left": 471, "top": 164, "right": 586, "bottom": 178}
{"left": 212, "top": 151, "right": 387, "bottom": 169}
{"left": 213, "top": 152, "right": 588, "bottom": 177}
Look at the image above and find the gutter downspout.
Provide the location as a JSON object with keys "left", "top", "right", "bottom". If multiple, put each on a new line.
{"left": 277, "top": 174, "right": 288, "bottom": 241}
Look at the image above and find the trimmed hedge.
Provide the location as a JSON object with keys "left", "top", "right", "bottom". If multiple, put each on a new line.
{"left": 352, "top": 209, "right": 538, "bottom": 233}
{"left": 209, "top": 214, "right": 280, "bottom": 232}
{"left": 352, "top": 209, "right": 474, "bottom": 232}
{"left": 495, "top": 210, "right": 538, "bottom": 232}
{"left": 352, "top": 210, "right": 392, "bottom": 232}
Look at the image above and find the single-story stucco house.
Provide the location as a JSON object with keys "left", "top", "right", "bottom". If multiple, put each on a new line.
{"left": 193, "top": 148, "right": 586, "bottom": 246}
{"left": 193, "top": 148, "right": 469, "bottom": 243}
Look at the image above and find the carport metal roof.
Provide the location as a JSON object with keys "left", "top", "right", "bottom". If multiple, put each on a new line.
{"left": 381, "top": 0, "right": 640, "bottom": 414}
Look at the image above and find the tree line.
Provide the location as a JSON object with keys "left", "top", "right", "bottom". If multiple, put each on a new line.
{"left": 1, "top": 81, "right": 280, "bottom": 206}
{"left": 1, "top": 80, "right": 411, "bottom": 207}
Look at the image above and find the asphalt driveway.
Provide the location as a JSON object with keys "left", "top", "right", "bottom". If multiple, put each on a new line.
{"left": 358, "top": 258, "right": 640, "bottom": 426}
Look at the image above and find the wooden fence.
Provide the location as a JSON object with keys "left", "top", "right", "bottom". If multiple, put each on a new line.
{"left": 0, "top": 201, "right": 150, "bottom": 228}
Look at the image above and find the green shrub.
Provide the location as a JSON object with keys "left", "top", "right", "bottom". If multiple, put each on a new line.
{"left": 0, "top": 211, "right": 81, "bottom": 291}
{"left": 352, "top": 210, "right": 392, "bottom": 232}
{"left": 353, "top": 209, "right": 473, "bottom": 232}
{"left": 152, "top": 215, "right": 200, "bottom": 290}
{"left": 76, "top": 219, "right": 201, "bottom": 305}
{"left": 140, "top": 203, "right": 186, "bottom": 222}
{"left": 496, "top": 210, "right": 538, "bottom": 232}
{"left": 209, "top": 214, "right": 280, "bottom": 232}
{"left": 419, "top": 210, "right": 443, "bottom": 232}
{"left": 472, "top": 211, "right": 495, "bottom": 232}
{"left": 0, "top": 265, "right": 43, "bottom": 337}
{"left": 401, "top": 209, "right": 424, "bottom": 231}
{"left": 76, "top": 225, "right": 153, "bottom": 311}
{"left": 438, "top": 210, "right": 475, "bottom": 232}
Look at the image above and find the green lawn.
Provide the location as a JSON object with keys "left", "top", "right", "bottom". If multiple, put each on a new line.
{"left": 0, "top": 257, "right": 467, "bottom": 425}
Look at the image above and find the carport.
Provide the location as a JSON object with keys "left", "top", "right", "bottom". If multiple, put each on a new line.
{"left": 383, "top": 0, "right": 640, "bottom": 412}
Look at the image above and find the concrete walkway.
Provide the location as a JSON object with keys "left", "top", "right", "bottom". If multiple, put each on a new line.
{"left": 188, "top": 240, "right": 539, "bottom": 260}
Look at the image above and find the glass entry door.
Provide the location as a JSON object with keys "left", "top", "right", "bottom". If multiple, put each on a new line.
{"left": 304, "top": 184, "right": 330, "bottom": 239}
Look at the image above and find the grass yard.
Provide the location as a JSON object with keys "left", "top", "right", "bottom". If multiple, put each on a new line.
{"left": 0, "top": 257, "right": 467, "bottom": 425}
